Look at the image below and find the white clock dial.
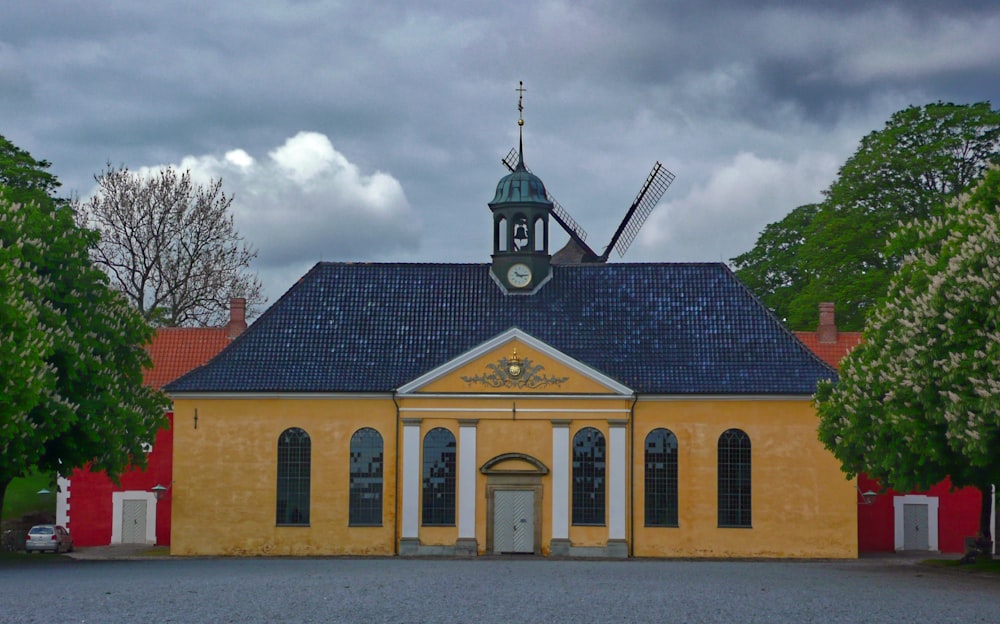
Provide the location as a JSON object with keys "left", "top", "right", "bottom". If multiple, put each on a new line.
{"left": 507, "top": 263, "right": 532, "bottom": 288}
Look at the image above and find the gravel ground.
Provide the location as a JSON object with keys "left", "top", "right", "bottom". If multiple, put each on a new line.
{"left": 1, "top": 555, "right": 997, "bottom": 623}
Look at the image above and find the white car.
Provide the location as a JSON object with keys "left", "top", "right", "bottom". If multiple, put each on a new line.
{"left": 25, "top": 524, "right": 74, "bottom": 554}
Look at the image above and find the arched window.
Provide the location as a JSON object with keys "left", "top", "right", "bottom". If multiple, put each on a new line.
{"left": 572, "top": 427, "right": 606, "bottom": 525}
{"left": 645, "top": 428, "right": 678, "bottom": 527}
{"left": 349, "top": 428, "right": 384, "bottom": 526}
{"left": 718, "top": 429, "right": 751, "bottom": 527}
{"left": 422, "top": 428, "right": 456, "bottom": 526}
{"left": 533, "top": 215, "right": 546, "bottom": 253}
{"left": 276, "top": 427, "right": 310, "bottom": 525}
{"left": 495, "top": 215, "right": 508, "bottom": 252}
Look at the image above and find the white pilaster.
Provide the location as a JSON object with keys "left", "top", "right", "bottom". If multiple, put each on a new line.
{"left": 458, "top": 421, "right": 478, "bottom": 539}
{"left": 56, "top": 475, "right": 70, "bottom": 528}
{"left": 551, "top": 421, "right": 570, "bottom": 540}
{"left": 401, "top": 420, "right": 421, "bottom": 539}
{"left": 608, "top": 422, "right": 627, "bottom": 540}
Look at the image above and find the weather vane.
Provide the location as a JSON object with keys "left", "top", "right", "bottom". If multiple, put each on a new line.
{"left": 516, "top": 81, "right": 525, "bottom": 127}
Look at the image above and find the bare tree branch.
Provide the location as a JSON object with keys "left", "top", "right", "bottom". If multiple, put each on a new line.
{"left": 78, "top": 164, "right": 265, "bottom": 326}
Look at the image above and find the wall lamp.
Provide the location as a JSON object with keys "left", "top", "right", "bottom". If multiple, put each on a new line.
{"left": 151, "top": 483, "right": 173, "bottom": 500}
{"left": 857, "top": 486, "right": 878, "bottom": 505}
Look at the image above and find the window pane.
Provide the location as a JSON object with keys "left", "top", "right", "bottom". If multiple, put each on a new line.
{"left": 350, "top": 428, "right": 384, "bottom": 526}
{"left": 572, "top": 427, "right": 606, "bottom": 525}
{"left": 645, "top": 428, "right": 678, "bottom": 526}
{"left": 718, "top": 429, "right": 751, "bottom": 527}
{"left": 277, "top": 427, "right": 311, "bottom": 525}
{"left": 422, "top": 428, "right": 456, "bottom": 526}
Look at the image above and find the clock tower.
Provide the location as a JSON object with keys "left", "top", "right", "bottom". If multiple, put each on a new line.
{"left": 489, "top": 82, "right": 552, "bottom": 293}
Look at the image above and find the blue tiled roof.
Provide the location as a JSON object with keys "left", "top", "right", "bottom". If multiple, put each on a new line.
{"left": 165, "top": 262, "right": 835, "bottom": 395}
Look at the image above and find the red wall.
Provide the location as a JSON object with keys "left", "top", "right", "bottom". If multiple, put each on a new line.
{"left": 857, "top": 473, "right": 981, "bottom": 553}
{"left": 67, "top": 413, "right": 174, "bottom": 546}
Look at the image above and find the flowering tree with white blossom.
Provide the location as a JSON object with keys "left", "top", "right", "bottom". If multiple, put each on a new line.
{"left": 1, "top": 136, "right": 167, "bottom": 520}
{"left": 816, "top": 167, "right": 1000, "bottom": 551}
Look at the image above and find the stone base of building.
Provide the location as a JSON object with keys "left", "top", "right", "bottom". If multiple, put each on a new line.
{"left": 555, "top": 539, "right": 629, "bottom": 559}
{"left": 454, "top": 538, "right": 478, "bottom": 556}
{"left": 399, "top": 538, "right": 461, "bottom": 557}
{"left": 550, "top": 538, "right": 571, "bottom": 556}
{"left": 399, "top": 537, "right": 420, "bottom": 556}
{"left": 402, "top": 536, "right": 626, "bottom": 558}
{"left": 605, "top": 539, "right": 629, "bottom": 558}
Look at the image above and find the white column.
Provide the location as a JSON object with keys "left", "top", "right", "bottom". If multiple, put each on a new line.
{"left": 551, "top": 421, "right": 570, "bottom": 540}
{"left": 56, "top": 475, "right": 70, "bottom": 527}
{"left": 458, "top": 420, "right": 478, "bottom": 539}
{"left": 401, "top": 419, "right": 421, "bottom": 539}
{"left": 992, "top": 485, "right": 997, "bottom": 556}
{"left": 608, "top": 422, "right": 627, "bottom": 540}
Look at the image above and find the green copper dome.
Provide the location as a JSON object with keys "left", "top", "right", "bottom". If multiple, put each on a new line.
{"left": 491, "top": 161, "right": 550, "bottom": 205}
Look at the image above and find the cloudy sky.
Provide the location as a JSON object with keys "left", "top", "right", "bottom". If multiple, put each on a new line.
{"left": 3, "top": 1, "right": 1000, "bottom": 304}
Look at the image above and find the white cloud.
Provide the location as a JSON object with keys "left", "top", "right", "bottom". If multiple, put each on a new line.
{"left": 225, "top": 149, "right": 254, "bottom": 169}
{"left": 140, "top": 132, "right": 420, "bottom": 300}
{"left": 269, "top": 132, "right": 343, "bottom": 184}
{"left": 639, "top": 151, "right": 839, "bottom": 263}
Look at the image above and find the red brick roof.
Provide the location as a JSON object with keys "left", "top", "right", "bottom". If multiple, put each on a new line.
{"left": 144, "top": 328, "right": 232, "bottom": 388}
{"left": 793, "top": 332, "right": 863, "bottom": 369}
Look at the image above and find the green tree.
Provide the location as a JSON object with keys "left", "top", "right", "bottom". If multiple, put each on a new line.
{"left": 729, "top": 203, "right": 819, "bottom": 322}
{"left": 816, "top": 166, "right": 1000, "bottom": 551}
{"left": 0, "top": 135, "right": 168, "bottom": 519}
{"left": 733, "top": 102, "right": 1000, "bottom": 330}
{"left": 0, "top": 134, "right": 62, "bottom": 205}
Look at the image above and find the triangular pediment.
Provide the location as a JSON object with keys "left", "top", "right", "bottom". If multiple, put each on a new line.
{"left": 397, "top": 328, "right": 632, "bottom": 395}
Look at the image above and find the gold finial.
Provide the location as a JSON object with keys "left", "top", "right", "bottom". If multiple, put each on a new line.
{"left": 515, "top": 81, "right": 526, "bottom": 165}
{"left": 516, "top": 81, "right": 525, "bottom": 127}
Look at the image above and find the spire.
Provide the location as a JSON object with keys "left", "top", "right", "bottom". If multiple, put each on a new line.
{"left": 516, "top": 80, "right": 526, "bottom": 171}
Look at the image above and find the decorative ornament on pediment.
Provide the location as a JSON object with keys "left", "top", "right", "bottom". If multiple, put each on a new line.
{"left": 461, "top": 348, "right": 569, "bottom": 390}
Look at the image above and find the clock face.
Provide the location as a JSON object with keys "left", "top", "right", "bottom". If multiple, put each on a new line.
{"left": 507, "top": 263, "right": 533, "bottom": 288}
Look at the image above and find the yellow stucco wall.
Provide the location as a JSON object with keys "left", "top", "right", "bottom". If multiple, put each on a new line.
{"left": 171, "top": 397, "right": 398, "bottom": 556}
{"left": 631, "top": 399, "right": 857, "bottom": 558}
{"left": 170, "top": 342, "right": 856, "bottom": 559}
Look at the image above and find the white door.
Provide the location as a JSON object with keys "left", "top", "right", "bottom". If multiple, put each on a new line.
{"left": 121, "top": 499, "right": 147, "bottom": 544}
{"left": 903, "top": 503, "right": 929, "bottom": 551}
{"left": 493, "top": 490, "right": 534, "bottom": 554}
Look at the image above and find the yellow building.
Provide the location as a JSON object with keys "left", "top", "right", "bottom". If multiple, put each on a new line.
{"left": 166, "top": 125, "right": 856, "bottom": 559}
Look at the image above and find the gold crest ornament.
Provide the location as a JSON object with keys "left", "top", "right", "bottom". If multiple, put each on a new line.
{"left": 507, "top": 349, "right": 523, "bottom": 377}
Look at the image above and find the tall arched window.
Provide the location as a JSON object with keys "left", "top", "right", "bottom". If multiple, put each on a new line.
{"left": 276, "top": 427, "right": 310, "bottom": 525}
{"left": 645, "top": 428, "right": 678, "bottom": 527}
{"left": 422, "top": 428, "right": 456, "bottom": 526}
{"left": 718, "top": 428, "right": 751, "bottom": 527}
{"left": 349, "top": 428, "right": 384, "bottom": 526}
{"left": 572, "top": 427, "right": 606, "bottom": 525}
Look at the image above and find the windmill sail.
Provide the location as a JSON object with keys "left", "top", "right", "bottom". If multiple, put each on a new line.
{"left": 501, "top": 149, "right": 674, "bottom": 263}
{"left": 601, "top": 162, "right": 675, "bottom": 261}
{"left": 502, "top": 149, "right": 596, "bottom": 258}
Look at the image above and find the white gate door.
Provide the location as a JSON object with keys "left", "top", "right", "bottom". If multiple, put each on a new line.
{"left": 493, "top": 490, "right": 534, "bottom": 554}
{"left": 121, "top": 499, "right": 147, "bottom": 544}
{"left": 903, "top": 503, "right": 929, "bottom": 550}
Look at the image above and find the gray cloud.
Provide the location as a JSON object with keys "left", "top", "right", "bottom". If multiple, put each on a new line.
{"left": 2, "top": 1, "right": 999, "bottom": 302}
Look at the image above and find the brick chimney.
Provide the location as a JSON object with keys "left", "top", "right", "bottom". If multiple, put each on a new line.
{"left": 225, "top": 297, "right": 247, "bottom": 339}
{"left": 817, "top": 301, "right": 837, "bottom": 344}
